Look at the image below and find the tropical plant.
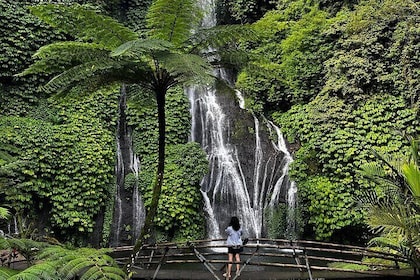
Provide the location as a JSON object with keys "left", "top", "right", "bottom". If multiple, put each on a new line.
{"left": 19, "top": 0, "right": 252, "bottom": 270}
{"left": 359, "top": 135, "right": 420, "bottom": 271}
{"left": 0, "top": 238, "right": 127, "bottom": 280}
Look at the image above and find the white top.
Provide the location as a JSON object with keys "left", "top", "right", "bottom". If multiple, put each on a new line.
{"left": 225, "top": 226, "right": 242, "bottom": 246}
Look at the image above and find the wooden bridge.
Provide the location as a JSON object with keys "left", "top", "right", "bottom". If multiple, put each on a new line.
{"left": 112, "top": 238, "right": 417, "bottom": 280}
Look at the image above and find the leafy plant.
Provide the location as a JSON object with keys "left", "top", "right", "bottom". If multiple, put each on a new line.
{"left": 358, "top": 136, "right": 420, "bottom": 270}
{"left": 0, "top": 238, "right": 127, "bottom": 280}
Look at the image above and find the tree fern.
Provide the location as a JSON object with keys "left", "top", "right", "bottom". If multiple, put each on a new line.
{"left": 29, "top": 4, "right": 137, "bottom": 49}
{"left": 9, "top": 246, "right": 128, "bottom": 280}
{"left": 146, "top": 0, "right": 201, "bottom": 47}
{"left": 0, "top": 267, "right": 18, "bottom": 280}
{"left": 8, "top": 261, "right": 60, "bottom": 280}
{"left": 111, "top": 38, "right": 174, "bottom": 58}
{"left": 157, "top": 52, "right": 213, "bottom": 86}
{"left": 19, "top": 42, "right": 110, "bottom": 76}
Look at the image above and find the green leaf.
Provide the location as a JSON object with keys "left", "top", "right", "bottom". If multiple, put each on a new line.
{"left": 29, "top": 4, "right": 137, "bottom": 49}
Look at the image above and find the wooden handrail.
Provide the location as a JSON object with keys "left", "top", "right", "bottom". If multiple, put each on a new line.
{"left": 112, "top": 238, "right": 412, "bottom": 278}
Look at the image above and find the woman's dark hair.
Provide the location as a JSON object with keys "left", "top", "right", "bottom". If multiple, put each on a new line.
{"left": 229, "top": 216, "right": 240, "bottom": 231}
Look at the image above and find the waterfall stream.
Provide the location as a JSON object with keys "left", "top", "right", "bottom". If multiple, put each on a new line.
{"left": 187, "top": 0, "right": 297, "bottom": 239}
{"left": 111, "top": 85, "right": 145, "bottom": 246}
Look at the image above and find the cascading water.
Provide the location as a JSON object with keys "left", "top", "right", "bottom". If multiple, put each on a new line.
{"left": 188, "top": 0, "right": 297, "bottom": 240}
{"left": 111, "top": 85, "right": 145, "bottom": 246}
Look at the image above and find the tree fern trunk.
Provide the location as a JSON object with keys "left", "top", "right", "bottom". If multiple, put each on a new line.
{"left": 128, "top": 88, "right": 166, "bottom": 273}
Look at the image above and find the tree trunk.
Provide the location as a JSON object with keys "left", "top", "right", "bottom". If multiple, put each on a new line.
{"left": 127, "top": 88, "right": 166, "bottom": 273}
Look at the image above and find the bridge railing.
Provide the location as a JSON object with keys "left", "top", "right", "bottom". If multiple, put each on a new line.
{"left": 112, "top": 238, "right": 412, "bottom": 280}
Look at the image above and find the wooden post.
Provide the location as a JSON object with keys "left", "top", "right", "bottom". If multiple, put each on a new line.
{"left": 152, "top": 247, "right": 169, "bottom": 280}
{"left": 304, "top": 249, "right": 313, "bottom": 280}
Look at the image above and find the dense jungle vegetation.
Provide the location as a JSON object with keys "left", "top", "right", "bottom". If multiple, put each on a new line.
{"left": 0, "top": 0, "right": 418, "bottom": 267}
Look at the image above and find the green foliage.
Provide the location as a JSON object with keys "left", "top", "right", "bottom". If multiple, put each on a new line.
{"left": 216, "top": 0, "right": 277, "bottom": 24}
{"left": 323, "top": 0, "right": 420, "bottom": 103}
{"left": 265, "top": 204, "right": 287, "bottom": 239}
{"left": 29, "top": 3, "right": 138, "bottom": 49}
{"left": 154, "top": 142, "right": 208, "bottom": 241}
{"left": 299, "top": 176, "right": 361, "bottom": 240}
{"left": 128, "top": 86, "right": 207, "bottom": 241}
{"left": 0, "top": 1, "right": 67, "bottom": 115}
{"left": 273, "top": 93, "right": 418, "bottom": 240}
{"left": 2, "top": 242, "right": 127, "bottom": 280}
{"left": 0, "top": 87, "right": 118, "bottom": 242}
{"left": 0, "top": 237, "right": 50, "bottom": 265}
{"left": 358, "top": 137, "right": 420, "bottom": 268}
{"left": 237, "top": 0, "right": 420, "bottom": 241}
{"left": 237, "top": 1, "right": 335, "bottom": 111}
{"left": 146, "top": 0, "right": 202, "bottom": 47}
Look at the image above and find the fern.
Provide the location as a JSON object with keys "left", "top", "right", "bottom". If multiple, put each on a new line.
{"left": 29, "top": 4, "right": 137, "bottom": 49}
{"left": 8, "top": 261, "right": 60, "bottom": 280}
{"left": 41, "top": 58, "right": 127, "bottom": 93}
{"left": 157, "top": 52, "right": 213, "bottom": 86}
{"left": 112, "top": 38, "right": 174, "bottom": 58}
{"left": 19, "top": 42, "right": 110, "bottom": 76}
{"left": 146, "top": 0, "right": 201, "bottom": 47}
{"left": 11, "top": 246, "right": 127, "bottom": 280}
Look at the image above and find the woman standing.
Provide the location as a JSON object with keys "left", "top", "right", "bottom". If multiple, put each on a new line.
{"left": 224, "top": 216, "right": 242, "bottom": 278}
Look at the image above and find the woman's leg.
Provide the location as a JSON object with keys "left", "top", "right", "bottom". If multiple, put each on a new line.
{"left": 223, "top": 253, "right": 233, "bottom": 278}
{"left": 235, "top": 253, "right": 241, "bottom": 274}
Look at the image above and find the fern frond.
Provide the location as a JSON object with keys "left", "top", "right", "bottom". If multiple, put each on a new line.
{"left": 0, "top": 267, "right": 18, "bottom": 279}
{"left": 62, "top": 258, "right": 96, "bottom": 279}
{"left": 147, "top": 0, "right": 201, "bottom": 47}
{"left": 18, "top": 42, "right": 110, "bottom": 76}
{"left": 112, "top": 38, "right": 173, "bottom": 58}
{"left": 41, "top": 58, "right": 125, "bottom": 93}
{"left": 0, "top": 207, "right": 9, "bottom": 220}
{"left": 30, "top": 4, "right": 137, "bottom": 49}
{"left": 158, "top": 52, "right": 213, "bottom": 86}
{"left": 80, "top": 266, "right": 127, "bottom": 280}
{"left": 8, "top": 261, "right": 60, "bottom": 280}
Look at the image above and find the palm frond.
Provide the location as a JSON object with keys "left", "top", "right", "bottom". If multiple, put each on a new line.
{"left": 30, "top": 4, "right": 137, "bottom": 49}
{"left": 158, "top": 52, "right": 213, "bottom": 86}
{"left": 402, "top": 162, "right": 420, "bottom": 198}
{"left": 368, "top": 235, "right": 403, "bottom": 250}
{"left": 147, "top": 0, "right": 201, "bottom": 47}
{"left": 112, "top": 38, "right": 173, "bottom": 58}
{"left": 367, "top": 204, "right": 416, "bottom": 237}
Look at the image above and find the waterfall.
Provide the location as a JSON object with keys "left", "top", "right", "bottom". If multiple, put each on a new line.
{"left": 188, "top": 0, "right": 297, "bottom": 239}
{"left": 111, "top": 85, "right": 145, "bottom": 246}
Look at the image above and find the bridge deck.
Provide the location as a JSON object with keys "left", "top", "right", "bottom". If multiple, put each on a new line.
{"left": 113, "top": 238, "right": 417, "bottom": 280}
{"left": 130, "top": 268, "right": 415, "bottom": 279}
